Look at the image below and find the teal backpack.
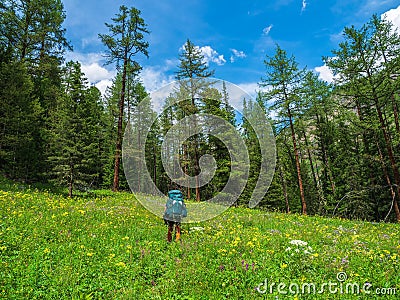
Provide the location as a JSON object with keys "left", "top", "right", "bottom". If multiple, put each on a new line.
{"left": 163, "top": 190, "right": 187, "bottom": 222}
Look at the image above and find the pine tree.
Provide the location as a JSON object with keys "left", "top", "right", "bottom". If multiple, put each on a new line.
{"left": 126, "top": 80, "right": 155, "bottom": 194}
{"left": 325, "top": 16, "right": 400, "bottom": 221}
{"left": 200, "top": 87, "right": 232, "bottom": 198}
{"left": 300, "top": 71, "right": 335, "bottom": 214}
{"left": 240, "top": 98, "right": 262, "bottom": 206}
{"left": 159, "top": 97, "right": 176, "bottom": 192}
{"left": 222, "top": 81, "right": 236, "bottom": 125}
{"left": 99, "top": 5, "right": 149, "bottom": 192}
{"left": 260, "top": 45, "right": 307, "bottom": 214}
{"left": 175, "top": 39, "right": 214, "bottom": 201}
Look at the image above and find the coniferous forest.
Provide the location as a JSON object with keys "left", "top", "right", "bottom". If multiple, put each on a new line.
{"left": 1, "top": 1, "right": 400, "bottom": 223}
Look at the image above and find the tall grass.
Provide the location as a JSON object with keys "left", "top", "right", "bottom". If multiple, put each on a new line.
{"left": 0, "top": 184, "right": 399, "bottom": 299}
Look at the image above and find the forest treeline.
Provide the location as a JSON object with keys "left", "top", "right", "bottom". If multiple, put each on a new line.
{"left": 1, "top": 1, "right": 399, "bottom": 222}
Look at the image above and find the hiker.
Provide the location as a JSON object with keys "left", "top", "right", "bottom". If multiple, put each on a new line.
{"left": 163, "top": 189, "right": 187, "bottom": 242}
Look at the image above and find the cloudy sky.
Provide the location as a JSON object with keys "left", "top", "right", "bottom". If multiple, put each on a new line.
{"left": 63, "top": 0, "right": 400, "bottom": 96}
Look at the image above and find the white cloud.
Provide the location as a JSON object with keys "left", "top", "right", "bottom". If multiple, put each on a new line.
{"left": 95, "top": 79, "right": 113, "bottom": 95}
{"left": 231, "top": 49, "right": 246, "bottom": 59}
{"left": 140, "top": 66, "right": 175, "bottom": 93}
{"left": 81, "top": 63, "right": 113, "bottom": 82}
{"left": 215, "top": 54, "right": 226, "bottom": 65}
{"left": 263, "top": 24, "right": 273, "bottom": 35}
{"left": 233, "top": 82, "right": 271, "bottom": 107}
{"left": 356, "top": 0, "right": 397, "bottom": 17}
{"left": 315, "top": 64, "right": 335, "bottom": 83}
{"left": 164, "top": 58, "right": 180, "bottom": 69}
{"left": 301, "top": 0, "right": 307, "bottom": 13}
{"left": 230, "top": 49, "right": 246, "bottom": 63}
{"left": 81, "top": 35, "right": 101, "bottom": 49}
{"left": 381, "top": 5, "right": 400, "bottom": 34}
{"left": 196, "top": 45, "right": 226, "bottom": 66}
{"left": 65, "top": 51, "right": 104, "bottom": 65}
{"left": 236, "top": 82, "right": 260, "bottom": 100}
{"left": 330, "top": 31, "right": 344, "bottom": 43}
{"left": 179, "top": 43, "right": 226, "bottom": 66}
{"left": 65, "top": 51, "right": 177, "bottom": 99}
{"left": 65, "top": 51, "right": 116, "bottom": 94}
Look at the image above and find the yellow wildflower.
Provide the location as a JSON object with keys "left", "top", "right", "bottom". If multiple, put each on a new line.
{"left": 115, "top": 262, "right": 126, "bottom": 268}
{"left": 246, "top": 241, "right": 254, "bottom": 247}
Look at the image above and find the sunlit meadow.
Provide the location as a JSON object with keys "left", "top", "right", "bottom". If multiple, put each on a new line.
{"left": 0, "top": 180, "right": 399, "bottom": 299}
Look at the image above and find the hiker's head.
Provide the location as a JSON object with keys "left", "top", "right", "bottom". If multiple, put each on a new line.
{"left": 168, "top": 189, "right": 183, "bottom": 200}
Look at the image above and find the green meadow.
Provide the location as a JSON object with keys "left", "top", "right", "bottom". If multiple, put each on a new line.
{"left": 0, "top": 182, "right": 399, "bottom": 299}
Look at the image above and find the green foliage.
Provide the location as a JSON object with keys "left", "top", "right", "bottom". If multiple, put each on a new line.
{"left": 176, "top": 39, "right": 214, "bottom": 80}
{"left": 169, "top": 40, "right": 216, "bottom": 201}
{"left": 1, "top": 1, "right": 400, "bottom": 223}
{"left": 0, "top": 59, "right": 42, "bottom": 180}
{"left": 260, "top": 45, "right": 308, "bottom": 214}
{"left": 99, "top": 5, "right": 149, "bottom": 191}
{"left": 253, "top": 14, "right": 400, "bottom": 221}
{"left": 98, "top": 5, "right": 149, "bottom": 67}
{"left": 0, "top": 188, "right": 399, "bottom": 298}
{"left": 47, "top": 61, "right": 105, "bottom": 196}
{"left": 322, "top": 14, "right": 400, "bottom": 221}
{"left": 0, "top": 0, "right": 70, "bottom": 182}
{"left": 0, "top": 0, "right": 71, "bottom": 62}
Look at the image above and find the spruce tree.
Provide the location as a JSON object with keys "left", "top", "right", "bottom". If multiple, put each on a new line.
{"left": 0, "top": 59, "right": 41, "bottom": 180}
{"left": 47, "top": 61, "right": 103, "bottom": 197}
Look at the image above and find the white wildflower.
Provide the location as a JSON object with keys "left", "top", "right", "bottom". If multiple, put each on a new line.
{"left": 190, "top": 226, "right": 205, "bottom": 232}
{"left": 289, "top": 240, "right": 308, "bottom": 246}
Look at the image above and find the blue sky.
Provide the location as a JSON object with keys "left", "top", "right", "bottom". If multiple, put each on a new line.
{"left": 63, "top": 0, "right": 400, "bottom": 96}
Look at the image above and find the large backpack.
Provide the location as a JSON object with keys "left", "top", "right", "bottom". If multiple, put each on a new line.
{"left": 164, "top": 190, "right": 187, "bottom": 222}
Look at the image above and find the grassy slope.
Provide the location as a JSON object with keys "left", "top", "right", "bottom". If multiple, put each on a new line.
{"left": 0, "top": 184, "right": 399, "bottom": 299}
